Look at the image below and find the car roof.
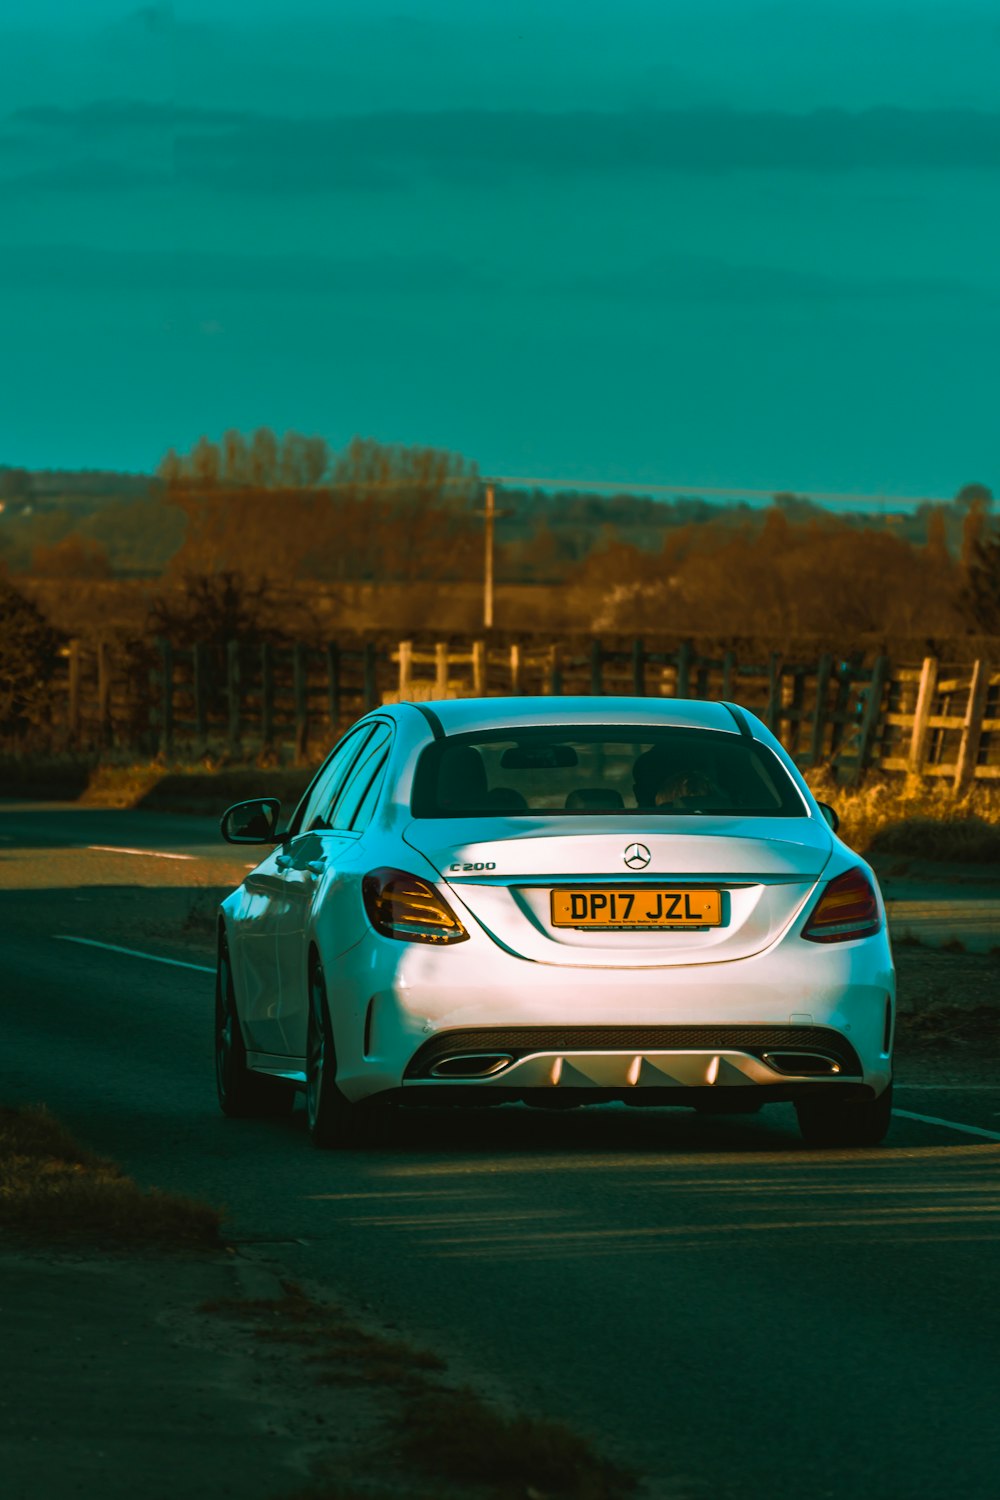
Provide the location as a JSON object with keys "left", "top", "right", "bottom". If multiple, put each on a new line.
{"left": 396, "top": 696, "right": 746, "bottom": 738}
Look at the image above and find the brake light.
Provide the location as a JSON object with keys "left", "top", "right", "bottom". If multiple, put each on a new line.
{"left": 802, "top": 868, "right": 881, "bottom": 943}
{"left": 362, "top": 867, "right": 469, "bottom": 945}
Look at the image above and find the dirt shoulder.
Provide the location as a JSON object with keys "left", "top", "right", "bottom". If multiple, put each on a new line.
{"left": 0, "top": 1108, "right": 637, "bottom": 1500}
{"left": 0, "top": 1248, "right": 322, "bottom": 1500}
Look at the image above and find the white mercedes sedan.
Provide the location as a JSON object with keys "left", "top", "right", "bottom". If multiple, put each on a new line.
{"left": 216, "top": 697, "right": 895, "bottom": 1148}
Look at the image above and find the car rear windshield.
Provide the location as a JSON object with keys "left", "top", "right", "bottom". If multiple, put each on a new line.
{"left": 411, "top": 725, "right": 806, "bottom": 818}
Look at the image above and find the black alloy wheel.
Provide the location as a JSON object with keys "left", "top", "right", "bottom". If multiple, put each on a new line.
{"left": 215, "top": 934, "right": 295, "bottom": 1119}
{"left": 795, "top": 1082, "right": 894, "bottom": 1148}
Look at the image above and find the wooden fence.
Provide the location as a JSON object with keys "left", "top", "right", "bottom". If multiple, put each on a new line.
{"left": 39, "top": 637, "right": 1000, "bottom": 787}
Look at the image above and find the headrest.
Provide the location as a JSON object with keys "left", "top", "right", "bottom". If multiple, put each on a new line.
{"left": 436, "top": 745, "right": 488, "bottom": 809}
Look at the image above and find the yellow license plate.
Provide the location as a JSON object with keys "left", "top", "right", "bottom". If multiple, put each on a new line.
{"left": 550, "top": 888, "right": 722, "bottom": 929}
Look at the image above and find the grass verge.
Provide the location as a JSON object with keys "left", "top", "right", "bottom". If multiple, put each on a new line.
{"left": 806, "top": 769, "right": 1000, "bottom": 862}
{"left": 0, "top": 751, "right": 313, "bottom": 814}
{"left": 0, "top": 1105, "right": 221, "bottom": 1248}
{"left": 901, "top": 1003, "right": 1000, "bottom": 1049}
{"left": 204, "top": 1284, "right": 636, "bottom": 1500}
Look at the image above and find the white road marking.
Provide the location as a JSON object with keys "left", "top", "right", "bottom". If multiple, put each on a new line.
{"left": 893, "top": 1108, "right": 1000, "bottom": 1143}
{"left": 53, "top": 935, "right": 214, "bottom": 974}
{"left": 87, "top": 844, "right": 195, "bottom": 860}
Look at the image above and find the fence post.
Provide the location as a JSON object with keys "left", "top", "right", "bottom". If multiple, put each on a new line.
{"left": 549, "top": 645, "right": 563, "bottom": 696}
{"left": 96, "top": 641, "right": 111, "bottom": 749}
{"left": 293, "top": 643, "right": 308, "bottom": 762}
{"left": 363, "top": 642, "right": 377, "bottom": 711}
{"left": 398, "top": 640, "right": 413, "bottom": 700}
{"left": 721, "top": 650, "right": 734, "bottom": 700}
{"left": 765, "top": 653, "right": 782, "bottom": 733}
{"left": 327, "top": 643, "right": 341, "bottom": 732}
{"left": 590, "top": 639, "right": 603, "bottom": 695}
{"left": 260, "top": 642, "right": 274, "bottom": 750}
{"left": 808, "top": 654, "right": 833, "bottom": 766}
{"left": 159, "top": 638, "right": 174, "bottom": 760}
{"left": 67, "top": 640, "right": 82, "bottom": 743}
{"left": 851, "top": 654, "right": 889, "bottom": 784}
{"left": 226, "top": 640, "right": 240, "bottom": 754}
{"left": 631, "top": 638, "right": 645, "bottom": 696}
{"left": 193, "top": 643, "right": 207, "bottom": 743}
{"left": 434, "top": 642, "right": 449, "bottom": 696}
{"left": 675, "top": 640, "right": 693, "bottom": 697}
{"left": 510, "top": 643, "right": 522, "bottom": 694}
{"left": 472, "top": 640, "right": 486, "bottom": 696}
{"left": 787, "top": 667, "right": 805, "bottom": 756}
{"left": 954, "top": 659, "right": 989, "bottom": 792}
{"left": 829, "top": 655, "right": 859, "bottom": 755}
{"left": 908, "top": 655, "right": 939, "bottom": 774}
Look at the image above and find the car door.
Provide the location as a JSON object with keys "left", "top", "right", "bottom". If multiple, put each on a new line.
{"left": 274, "top": 721, "right": 394, "bottom": 1055}
{"left": 239, "top": 724, "right": 373, "bottom": 1056}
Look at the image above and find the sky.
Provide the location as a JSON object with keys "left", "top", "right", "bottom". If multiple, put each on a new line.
{"left": 1, "top": 1, "right": 998, "bottom": 500}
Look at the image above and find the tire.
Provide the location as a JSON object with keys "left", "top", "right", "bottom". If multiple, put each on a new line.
{"left": 795, "top": 1082, "right": 894, "bottom": 1148}
{"left": 306, "top": 957, "right": 368, "bottom": 1148}
{"left": 215, "top": 934, "right": 296, "bottom": 1119}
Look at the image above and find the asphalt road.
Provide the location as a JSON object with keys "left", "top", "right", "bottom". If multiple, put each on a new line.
{"left": 2, "top": 802, "right": 999, "bottom": 1500}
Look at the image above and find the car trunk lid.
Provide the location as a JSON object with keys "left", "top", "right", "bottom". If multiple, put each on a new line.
{"left": 402, "top": 815, "right": 832, "bottom": 967}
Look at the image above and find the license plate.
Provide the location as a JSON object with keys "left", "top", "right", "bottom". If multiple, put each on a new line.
{"left": 550, "top": 888, "right": 722, "bottom": 930}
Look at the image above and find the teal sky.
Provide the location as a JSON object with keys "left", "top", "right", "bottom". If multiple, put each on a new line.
{"left": 1, "top": 1, "right": 998, "bottom": 500}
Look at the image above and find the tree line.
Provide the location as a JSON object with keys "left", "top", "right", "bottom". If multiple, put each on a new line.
{"left": 0, "top": 433, "right": 997, "bottom": 642}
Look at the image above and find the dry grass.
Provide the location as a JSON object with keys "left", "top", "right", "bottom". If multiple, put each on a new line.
{"left": 204, "top": 1284, "right": 635, "bottom": 1500}
{"left": 86, "top": 759, "right": 312, "bottom": 814}
{"left": 901, "top": 1003, "right": 1000, "bottom": 1049}
{"left": 398, "top": 1388, "right": 635, "bottom": 1500}
{"left": 0, "top": 1105, "right": 221, "bottom": 1248}
{"left": 0, "top": 749, "right": 313, "bottom": 812}
{"left": 806, "top": 769, "right": 1000, "bottom": 862}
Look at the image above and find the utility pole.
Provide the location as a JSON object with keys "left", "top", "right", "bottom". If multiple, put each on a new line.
{"left": 483, "top": 481, "right": 495, "bottom": 629}
{"left": 476, "top": 481, "right": 510, "bottom": 630}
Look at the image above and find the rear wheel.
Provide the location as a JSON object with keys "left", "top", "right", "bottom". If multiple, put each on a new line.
{"left": 795, "top": 1083, "right": 893, "bottom": 1148}
{"left": 215, "top": 934, "right": 296, "bottom": 1119}
{"left": 306, "top": 958, "right": 370, "bottom": 1148}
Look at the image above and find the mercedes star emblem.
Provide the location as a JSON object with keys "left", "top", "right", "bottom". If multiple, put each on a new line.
{"left": 624, "top": 842, "right": 651, "bottom": 870}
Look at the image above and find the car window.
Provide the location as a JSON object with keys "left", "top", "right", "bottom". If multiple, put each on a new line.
{"left": 293, "top": 725, "right": 373, "bottom": 834}
{"left": 349, "top": 753, "right": 390, "bottom": 831}
{"left": 411, "top": 725, "right": 806, "bottom": 818}
{"left": 330, "top": 723, "right": 392, "bottom": 830}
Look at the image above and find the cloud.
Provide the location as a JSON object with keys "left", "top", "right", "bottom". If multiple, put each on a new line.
{"left": 0, "top": 244, "right": 495, "bottom": 298}
{"left": 6, "top": 103, "right": 1000, "bottom": 199}
{"left": 2, "top": 161, "right": 171, "bottom": 198}
{"left": 11, "top": 101, "right": 247, "bottom": 131}
{"left": 558, "top": 255, "right": 983, "bottom": 307}
{"left": 0, "top": 243, "right": 982, "bottom": 315}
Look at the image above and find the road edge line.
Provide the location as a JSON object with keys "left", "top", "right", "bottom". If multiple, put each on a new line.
{"left": 53, "top": 935, "right": 214, "bottom": 974}
{"left": 87, "top": 845, "right": 195, "bottom": 861}
{"left": 893, "top": 1108, "right": 1000, "bottom": 1143}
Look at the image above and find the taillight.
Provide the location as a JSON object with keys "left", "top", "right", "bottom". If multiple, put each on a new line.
{"left": 362, "top": 867, "right": 469, "bottom": 945}
{"left": 802, "top": 867, "right": 881, "bottom": 943}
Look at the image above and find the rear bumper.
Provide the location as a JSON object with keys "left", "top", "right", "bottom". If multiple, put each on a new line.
{"left": 400, "top": 1028, "right": 873, "bottom": 1104}
{"left": 324, "top": 923, "right": 895, "bottom": 1102}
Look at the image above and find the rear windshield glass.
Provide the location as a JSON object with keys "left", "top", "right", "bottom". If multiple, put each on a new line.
{"left": 411, "top": 726, "right": 805, "bottom": 818}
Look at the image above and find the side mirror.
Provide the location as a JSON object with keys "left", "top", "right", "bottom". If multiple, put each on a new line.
{"left": 221, "top": 797, "right": 283, "bottom": 845}
{"left": 817, "top": 801, "right": 840, "bottom": 833}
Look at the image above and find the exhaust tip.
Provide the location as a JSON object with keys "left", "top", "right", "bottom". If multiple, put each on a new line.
{"left": 430, "top": 1053, "right": 513, "bottom": 1079}
{"left": 762, "top": 1051, "right": 842, "bottom": 1077}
